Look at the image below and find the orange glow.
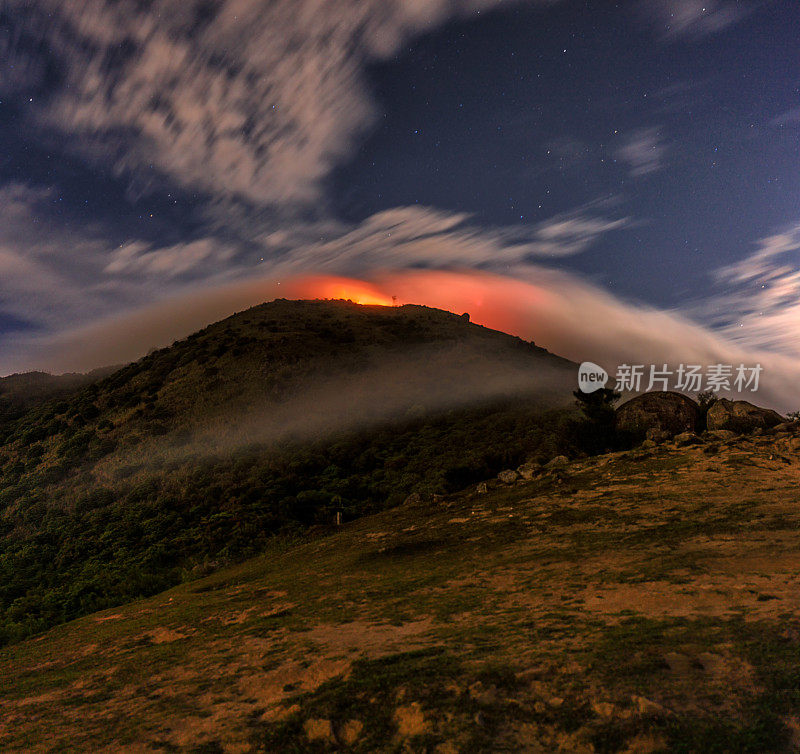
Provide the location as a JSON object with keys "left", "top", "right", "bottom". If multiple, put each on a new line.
{"left": 285, "top": 275, "right": 395, "bottom": 307}
{"left": 282, "top": 269, "right": 543, "bottom": 341}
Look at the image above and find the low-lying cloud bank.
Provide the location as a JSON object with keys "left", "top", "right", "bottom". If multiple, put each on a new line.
{"left": 7, "top": 265, "right": 798, "bottom": 414}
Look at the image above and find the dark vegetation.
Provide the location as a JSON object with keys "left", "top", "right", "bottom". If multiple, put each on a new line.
{"left": 0, "top": 367, "right": 117, "bottom": 424}
{"left": 0, "top": 300, "right": 581, "bottom": 646}
{"left": 569, "top": 387, "right": 624, "bottom": 454}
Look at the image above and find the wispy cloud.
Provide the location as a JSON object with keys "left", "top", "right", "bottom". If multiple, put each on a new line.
{"left": 615, "top": 127, "right": 668, "bottom": 177}
{"left": 640, "top": 0, "right": 751, "bottom": 39}
{"left": 703, "top": 224, "right": 800, "bottom": 359}
{"left": 771, "top": 106, "right": 800, "bottom": 128}
{"left": 262, "top": 205, "right": 632, "bottom": 275}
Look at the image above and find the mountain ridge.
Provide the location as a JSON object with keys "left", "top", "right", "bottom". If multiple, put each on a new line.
{"left": 0, "top": 299, "right": 579, "bottom": 646}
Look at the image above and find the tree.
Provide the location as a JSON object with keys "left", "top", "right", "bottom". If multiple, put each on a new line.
{"left": 570, "top": 388, "right": 622, "bottom": 454}
{"left": 696, "top": 390, "right": 719, "bottom": 430}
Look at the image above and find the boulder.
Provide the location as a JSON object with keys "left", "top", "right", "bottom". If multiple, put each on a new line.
{"left": 476, "top": 481, "right": 488, "bottom": 494}
{"left": 497, "top": 469, "right": 519, "bottom": 484}
{"left": 674, "top": 432, "right": 702, "bottom": 447}
{"left": 616, "top": 392, "right": 701, "bottom": 439}
{"left": 706, "top": 399, "right": 784, "bottom": 434}
{"left": 517, "top": 463, "right": 539, "bottom": 480}
{"left": 544, "top": 455, "right": 569, "bottom": 471}
{"left": 706, "top": 429, "right": 737, "bottom": 442}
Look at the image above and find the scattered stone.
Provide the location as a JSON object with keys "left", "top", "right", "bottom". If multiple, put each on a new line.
{"left": 591, "top": 701, "right": 617, "bottom": 718}
{"left": 498, "top": 469, "right": 519, "bottom": 484}
{"left": 517, "top": 463, "right": 539, "bottom": 480}
{"left": 476, "top": 482, "right": 488, "bottom": 494}
{"left": 339, "top": 719, "right": 363, "bottom": 746}
{"left": 304, "top": 718, "right": 335, "bottom": 743}
{"left": 663, "top": 652, "right": 692, "bottom": 675}
{"left": 547, "top": 696, "right": 565, "bottom": 708}
{"left": 394, "top": 703, "right": 427, "bottom": 737}
{"left": 616, "top": 392, "right": 701, "bottom": 439}
{"left": 640, "top": 439, "right": 657, "bottom": 449}
{"left": 631, "top": 695, "right": 667, "bottom": 717}
{"left": 674, "top": 431, "right": 702, "bottom": 447}
{"left": 706, "top": 398, "right": 784, "bottom": 434}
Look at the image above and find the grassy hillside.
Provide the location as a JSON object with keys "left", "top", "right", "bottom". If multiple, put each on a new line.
{"left": 0, "top": 300, "right": 578, "bottom": 645}
{"left": 3, "top": 427, "right": 800, "bottom": 752}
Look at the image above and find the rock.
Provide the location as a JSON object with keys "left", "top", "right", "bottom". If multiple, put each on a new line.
{"left": 304, "top": 718, "right": 335, "bottom": 743}
{"left": 403, "top": 492, "right": 422, "bottom": 505}
{"left": 544, "top": 455, "right": 569, "bottom": 471}
{"left": 339, "top": 719, "right": 363, "bottom": 746}
{"left": 631, "top": 695, "right": 667, "bottom": 717}
{"left": 498, "top": 469, "right": 519, "bottom": 484}
{"left": 591, "top": 701, "right": 617, "bottom": 718}
{"left": 640, "top": 439, "right": 657, "bottom": 449}
{"left": 394, "top": 703, "right": 427, "bottom": 737}
{"left": 517, "top": 463, "right": 539, "bottom": 480}
{"left": 616, "top": 392, "right": 701, "bottom": 440}
{"left": 645, "top": 427, "right": 671, "bottom": 443}
{"left": 674, "top": 431, "right": 702, "bottom": 447}
{"left": 475, "top": 482, "right": 488, "bottom": 494}
{"left": 706, "top": 429, "right": 737, "bottom": 441}
{"left": 706, "top": 398, "right": 784, "bottom": 434}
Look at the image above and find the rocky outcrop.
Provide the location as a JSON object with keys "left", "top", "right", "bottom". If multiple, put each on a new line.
{"left": 497, "top": 469, "right": 519, "bottom": 484}
{"left": 706, "top": 399, "right": 783, "bottom": 433}
{"left": 615, "top": 392, "right": 701, "bottom": 440}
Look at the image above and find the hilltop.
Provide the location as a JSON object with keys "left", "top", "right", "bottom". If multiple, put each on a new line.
{"left": 3, "top": 425, "right": 800, "bottom": 752}
{"left": 0, "top": 299, "right": 577, "bottom": 645}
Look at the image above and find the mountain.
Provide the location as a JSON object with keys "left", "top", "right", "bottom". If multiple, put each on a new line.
{"left": 0, "top": 299, "right": 578, "bottom": 645}
{"left": 3, "top": 427, "right": 800, "bottom": 752}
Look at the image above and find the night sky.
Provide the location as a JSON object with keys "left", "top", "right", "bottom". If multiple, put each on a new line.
{"left": 1, "top": 0, "right": 799, "bottom": 401}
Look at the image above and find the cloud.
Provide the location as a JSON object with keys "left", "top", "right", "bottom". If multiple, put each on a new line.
{"left": 615, "top": 127, "right": 667, "bottom": 177}
{"left": 771, "top": 107, "right": 800, "bottom": 128}
{"left": 703, "top": 225, "right": 800, "bottom": 359}
{"left": 641, "top": 0, "right": 751, "bottom": 39}
{"left": 13, "top": 265, "right": 799, "bottom": 413}
{"left": 259, "top": 204, "right": 631, "bottom": 276}
{"left": 104, "top": 238, "right": 238, "bottom": 279}
{"left": 2, "top": 202, "right": 797, "bottom": 413}
{"left": 6, "top": 0, "right": 533, "bottom": 208}
{"left": 0, "top": 196, "right": 629, "bottom": 372}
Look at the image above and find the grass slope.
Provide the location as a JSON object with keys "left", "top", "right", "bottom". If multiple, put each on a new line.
{"left": 0, "top": 300, "right": 576, "bottom": 645}
{"left": 3, "top": 427, "right": 800, "bottom": 752}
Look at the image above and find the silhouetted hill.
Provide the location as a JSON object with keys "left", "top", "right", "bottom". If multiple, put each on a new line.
{"left": 0, "top": 366, "right": 117, "bottom": 423}
{"left": 0, "top": 299, "right": 578, "bottom": 644}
